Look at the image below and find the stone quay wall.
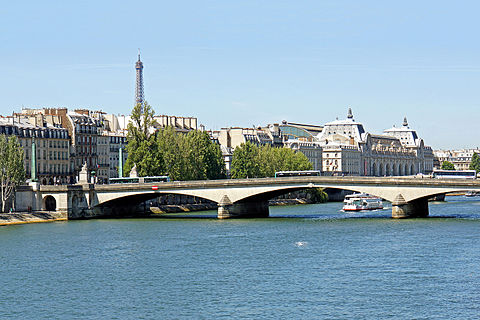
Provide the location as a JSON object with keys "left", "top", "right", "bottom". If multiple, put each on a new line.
{"left": 0, "top": 212, "right": 67, "bottom": 226}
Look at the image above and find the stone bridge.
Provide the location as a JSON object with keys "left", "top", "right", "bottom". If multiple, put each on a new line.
{"left": 15, "top": 176, "right": 480, "bottom": 219}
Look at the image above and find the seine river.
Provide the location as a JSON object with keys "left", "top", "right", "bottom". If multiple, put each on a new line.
{"left": 2, "top": 196, "right": 480, "bottom": 319}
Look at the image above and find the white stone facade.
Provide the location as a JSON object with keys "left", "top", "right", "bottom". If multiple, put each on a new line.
{"left": 0, "top": 115, "right": 71, "bottom": 185}
{"left": 318, "top": 110, "right": 433, "bottom": 176}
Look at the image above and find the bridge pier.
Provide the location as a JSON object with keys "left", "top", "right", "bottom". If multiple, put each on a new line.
{"left": 392, "top": 195, "right": 429, "bottom": 219}
{"left": 218, "top": 196, "right": 269, "bottom": 219}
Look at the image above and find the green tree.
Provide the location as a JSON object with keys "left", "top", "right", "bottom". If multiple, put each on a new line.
{"left": 205, "top": 141, "right": 226, "bottom": 179}
{"left": 257, "top": 145, "right": 278, "bottom": 177}
{"left": 156, "top": 126, "right": 184, "bottom": 180}
{"left": 469, "top": 153, "right": 480, "bottom": 173}
{"left": 255, "top": 145, "right": 313, "bottom": 178}
{"left": 125, "top": 102, "right": 164, "bottom": 176}
{"left": 231, "top": 143, "right": 313, "bottom": 179}
{"left": 0, "top": 135, "right": 25, "bottom": 212}
{"left": 154, "top": 127, "right": 225, "bottom": 181}
{"left": 307, "top": 188, "right": 329, "bottom": 203}
{"left": 182, "top": 130, "right": 226, "bottom": 180}
{"left": 441, "top": 161, "right": 455, "bottom": 170}
{"left": 279, "top": 148, "right": 313, "bottom": 172}
{"left": 231, "top": 141, "right": 261, "bottom": 178}
{"left": 184, "top": 130, "right": 210, "bottom": 180}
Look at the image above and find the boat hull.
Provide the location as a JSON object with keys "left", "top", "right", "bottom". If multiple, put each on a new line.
{"left": 343, "top": 206, "right": 383, "bottom": 211}
{"left": 342, "top": 193, "right": 383, "bottom": 212}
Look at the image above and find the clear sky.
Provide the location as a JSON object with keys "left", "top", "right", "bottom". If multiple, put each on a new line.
{"left": 1, "top": 0, "right": 479, "bottom": 149}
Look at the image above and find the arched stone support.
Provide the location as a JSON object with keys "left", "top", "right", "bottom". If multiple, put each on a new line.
{"left": 218, "top": 195, "right": 269, "bottom": 219}
{"left": 391, "top": 194, "right": 429, "bottom": 218}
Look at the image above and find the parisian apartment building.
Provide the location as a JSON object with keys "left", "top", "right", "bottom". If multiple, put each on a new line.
{"left": 1, "top": 107, "right": 200, "bottom": 185}
{"left": 6, "top": 108, "right": 128, "bottom": 184}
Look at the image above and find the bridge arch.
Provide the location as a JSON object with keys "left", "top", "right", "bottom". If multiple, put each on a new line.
{"left": 43, "top": 195, "right": 56, "bottom": 211}
{"left": 95, "top": 191, "right": 217, "bottom": 209}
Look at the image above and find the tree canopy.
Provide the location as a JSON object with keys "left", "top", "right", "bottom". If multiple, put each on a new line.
{"left": 155, "top": 127, "right": 226, "bottom": 180}
{"left": 441, "top": 161, "right": 455, "bottom": 170}
{"left": 0, "top": 135, "right": 25, "bottom": 212}
{"left": 231, "top": 142, "right": 313, "bottom": 179}
{"left": 469, "top": 153, "right": 480, "bottom": 173}
{"left": 124, "top": 102, "right": 225, "bottom": 180}
{"left": 124, "top": 102, "right": 163, "bottom": 177}
{"left": 231, "top": 141, "right": 261, "bottom": 179}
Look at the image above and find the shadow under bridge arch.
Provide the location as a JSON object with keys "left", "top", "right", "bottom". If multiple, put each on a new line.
{"left": 96, "top": 191, "right": 216, "bottom": 208}
{"left": 232, "top": 186, "right": 317, "bottom": 204}
{"left": 94, "top": 190, "right": 216, "bottom": 216}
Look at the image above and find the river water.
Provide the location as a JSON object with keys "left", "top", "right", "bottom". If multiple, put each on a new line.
{"left": 1, "top": 196, "right": 480, "bottom": 319}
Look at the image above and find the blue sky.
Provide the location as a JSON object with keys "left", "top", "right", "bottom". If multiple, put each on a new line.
{"left": 1, "top": 0, "right": 480, "bottom": 149}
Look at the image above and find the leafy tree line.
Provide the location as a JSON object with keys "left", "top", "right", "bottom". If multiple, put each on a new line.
{"left": 0, "top": 135, "right": 25, "bottom": 212}
{"left": 469, "top": 153, "right": 480, "bottom": 173}
{"left": 230, "top": 141, "right": 313, "bottom": 178}
{"left": 441, "top": 161, "right": 455, "bottom": 170}
{"left": 124, "top": 102, "right": 225, "bottom": 180}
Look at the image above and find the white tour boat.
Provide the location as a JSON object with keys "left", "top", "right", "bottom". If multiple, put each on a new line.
{"left": 342, "top": 193, "right": 383, "bottom": 211}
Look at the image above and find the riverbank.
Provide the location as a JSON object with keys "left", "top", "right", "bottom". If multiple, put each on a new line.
{"left": 1, "top": 197, "right": 322, "bottom": 224}
{"left": 0, "top": 212, "right": 67, "bottom": 226}
{"left": 149, "top": 203, "right": 217, "bottom": 214}
{"left": 148, "top": 198, "right": 317, "bottom": 215}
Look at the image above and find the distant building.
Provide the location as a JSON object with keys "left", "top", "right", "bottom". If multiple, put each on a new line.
{"left": 20, "top": 108, "right": 104, "bottom": 183}
{"left": 153, "top": 115, "right": 198, "bottom": 133}
{"left": 317, "top": 109, "right": 433, "bottom": 176}
{"left": 100, "top": 114, "right": 128, "bottom": 178}
{"left": 217, "top": 126, "right": 282, "bottom": 150}
{"left": 1, "top": 114, "right": 71, "bottom": 184}
{"left": 283, "top": 139, "right": 323, "bottom": 171}
{"left": 433, "top": 149, "right": 480, "bottom": 170}
{"left": 278, "top": 121, "right": 323, "bottom": 171}
{"left": 215, "top": 126, "right": 283, "bottom": 175}
{"left": 279, "top": 121, "right": 323, "bottom": 142}
{"left": 106, "top": 132, "right": 128, "bottom": 178}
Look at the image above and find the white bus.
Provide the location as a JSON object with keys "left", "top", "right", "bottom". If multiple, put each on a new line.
{"left": 274, "top": 170, "right": 321, "bottom": 178}
{"left": 432, "top": 169, "right": 476, "bottom": 179}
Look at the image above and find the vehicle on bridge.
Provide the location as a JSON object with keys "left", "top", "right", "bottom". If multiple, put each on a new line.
{"left": 432, "top": 169, "right": 476, "bottom": 179}
{"left": 109, "top": 176, "right": 170, "bottom": 184}
{"left": 275, "top": 170, "right": 321, "bottom": 178}
{"left": 342, "top": 193, "right": 383, "bottom": 212}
